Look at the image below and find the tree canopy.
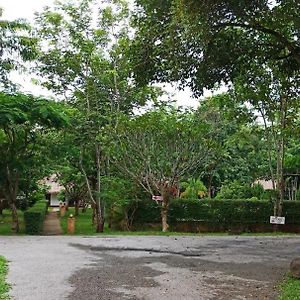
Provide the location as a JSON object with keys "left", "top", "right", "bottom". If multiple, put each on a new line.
{"left": 0, "top": 92, "right": 71, "bottom": 231}
{"left": 131, "top": 0, "right": 299, "bottom": 94}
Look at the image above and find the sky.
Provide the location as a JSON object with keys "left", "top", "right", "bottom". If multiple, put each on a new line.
{"left": 0, "top": 0, "right": 220, "bottom": 108}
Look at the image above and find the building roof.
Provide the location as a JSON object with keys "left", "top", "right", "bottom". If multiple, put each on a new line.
{"left": 40, "top": 174, "right": 65, "bottom": 194}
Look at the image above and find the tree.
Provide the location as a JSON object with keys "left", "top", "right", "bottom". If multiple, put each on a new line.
{"left": 131, "top": 0, "right": 299, "bottom": 215}
{"left": 101, "top": 176, "right": 140, "bottom": 230}
{"left": 233, "top": 58, "right": 299, "bottom": 215}
{"left": 57, "top": 168, "right": 87, "bottom": 217}
{"left": 0, "top": 92, "right": 69, "bottom": 232}
{"left": 131, "top": 0, "right": 299, "bottom": 93}
{"left": 194, "top": 94, "right": 267, "bottom": 195}
{"left": 0, "top": 9, "right": 37, "bottom": 90}
{"left": 111, "top": 106, "right": 213, "bottom": 232}
{"left": 34, "top": 0, "right": 158, "bottom": 232}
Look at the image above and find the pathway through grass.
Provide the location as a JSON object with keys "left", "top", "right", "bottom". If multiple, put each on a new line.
{"left": 0, "top": 256, "right": 10, "bottom": 300}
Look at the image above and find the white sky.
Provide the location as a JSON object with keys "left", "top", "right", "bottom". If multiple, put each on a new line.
{"left": 0, "top": 0, "right": 220, "bottom": 108}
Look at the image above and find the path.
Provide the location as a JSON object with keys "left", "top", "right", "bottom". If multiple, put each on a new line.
{"left": 42, "top": 211, "right": 63, "bottom": 235}
{"left": 0, "top": 236, "right": 299, "bottom": 300}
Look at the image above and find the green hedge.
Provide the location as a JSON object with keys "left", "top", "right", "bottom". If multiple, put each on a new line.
{"left": 132, "top": 199, "right": 300, "bottom": 226}
{"left": 24, "top": 200, "right": 48, "bottom": 235}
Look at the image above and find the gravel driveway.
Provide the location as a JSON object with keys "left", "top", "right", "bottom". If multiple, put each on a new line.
{"left": 0, "top": 236, "right": 299, "bottom": 300}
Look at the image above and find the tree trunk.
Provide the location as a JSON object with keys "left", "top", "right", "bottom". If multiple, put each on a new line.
{"left": 95, "top": 143, "right": 105, "bottom": 233}
{"left": 5, "top": 166, "right": 20, "bottom": 233}
{"left": 161, "top": 191, "right": 170, "bottom": 232}
{"left": 277, "top": 136, "right": 285, "bottom": 216}
{"left": 92, "top": 204, "right": 96, "bottom": 225}
{"left": 10, "top": 201, "right": 19, "bottom": 232}
{"left": 80, "top": 146, "right": 105, "bottom": 231}
{"left": 0, "top": 200, "right": 3, "bottom": 215}
{"left": 258, "top": 105, "right": 276, "bottom": 191}
{"left": 108, "top": 208, "right": 113, "bottom": 229}
{"left": 95, "top": 203, "right": 104, "bottom": 233}
{"left": 207, "top": 173, "right": 213, "bottom": 198}
{"left": 275, "top": 96, "right": 287, "bottom": 217}
{"left": 74, "top": 199, "right": 79, "bottom": 216}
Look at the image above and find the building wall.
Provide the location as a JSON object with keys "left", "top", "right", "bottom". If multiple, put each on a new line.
{"left": 50, "top": 193, "right": 60, "bottom": 206}
{"left": 255, "top": 179, "right": 275, "bottom": 190}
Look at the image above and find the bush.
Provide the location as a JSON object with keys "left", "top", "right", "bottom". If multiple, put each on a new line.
{"left": 180, "top": 179, "right": 207, "bottom": 198}
{"left": 132, "top": 198, "right": 300, "bottom": 227}
{"left": 17, "top": 190, "right": 45, "bottom": 211}
{"left": 297, "top": 188, "right": 300, "bottom": 201}
{"left": 215, "top": 180, "right": 265, "bottom": 199}
{"left": 169, "top": 198, "right": 274, "bottom": 225}
{"left": 24, "top": 200, "right": 48, "bottom": 234}
{"left": 130, "top": 200, "right": 161, "bottom": 224}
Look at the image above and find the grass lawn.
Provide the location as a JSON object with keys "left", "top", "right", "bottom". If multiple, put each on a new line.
{"left": 59, "top": 208, "right": 300, "bottom": 236}
{"left": 0, "top": 256, "right": 10, "bottom": 300}
{"left": 279, "top": 275, "right": 300, "bottom": 300}
{"left": 0, "top": 210, "right": 24, "bottom": 235}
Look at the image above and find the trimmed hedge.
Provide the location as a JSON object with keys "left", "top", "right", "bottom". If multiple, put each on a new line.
{"left": 24, "top": 200, "right": 48, "bottom": 235}
{"left": 132, "top": 198, "right": 300, "bottom": 226}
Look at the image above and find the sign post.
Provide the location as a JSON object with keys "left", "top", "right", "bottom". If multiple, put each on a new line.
{"left": 152, "top": 195, "right": 163, "bottom": 202}
{"left": 270, "top": 216, "right": 285, "bottom": 225}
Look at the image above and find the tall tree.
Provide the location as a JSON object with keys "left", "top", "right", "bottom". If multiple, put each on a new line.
{"left": 34, "top": 0, "right": 158, "bottom": 232}
{"left": 234, "top": 61, "right": 299, "bottom": 215}
{"left": 0, "top": 93, "right": 70, "bottom": 231}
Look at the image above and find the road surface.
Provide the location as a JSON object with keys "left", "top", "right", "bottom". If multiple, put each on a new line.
{"left": 1, "top": 235, "right": 299, "bottom": 299}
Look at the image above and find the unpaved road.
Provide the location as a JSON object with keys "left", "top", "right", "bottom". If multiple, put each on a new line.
{"left": 0, "top": 236, "right": 299, "bottom": 300}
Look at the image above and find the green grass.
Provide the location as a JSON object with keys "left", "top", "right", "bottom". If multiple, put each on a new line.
{"left": 60, "top": 208, "right": 99, "bottom": 235}
{"left": 0, "top": 210, "right": 24, "bottom": 235}
{"left": 279, "top": 275, "right": 300, "bottom": 299}
{"left": 0, "top": 256, "right": 10, "bottom": 300}
{"left": 59, "top": 208, "right": 300, "bottom": 236}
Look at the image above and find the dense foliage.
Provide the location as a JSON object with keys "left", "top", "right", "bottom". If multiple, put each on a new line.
{"left": 24, "top": 200, "right": 48, "bottom": 235}
{"left": 0, "top": 93, "right": 70, "bottom": 231}
{"left": 131, "top": 0, "right": 299, "bottom": 93}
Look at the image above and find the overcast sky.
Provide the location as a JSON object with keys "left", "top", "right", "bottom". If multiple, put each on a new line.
{"left": 0, "top": 0, "right": 219, "bottom": 108}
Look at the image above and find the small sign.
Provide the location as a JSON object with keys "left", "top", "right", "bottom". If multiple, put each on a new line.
{"left": 152, "top": 195, "right": 163, "bottom": 201}
{"left": 270, "top": 216, "right": 285, "bottom": 225}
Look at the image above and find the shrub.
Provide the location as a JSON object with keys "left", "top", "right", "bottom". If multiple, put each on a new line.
{"left": 261, "top": 189, "right": 278, "bottom": 201}
{"left": 180, "top": 179, "right": 207, "bottom": 198}
{"left": 131, "top": 198, "right": 300, "bottom": 227}
{"left": 297, "top": 188, "right": 300, "bottom": 201}
{"left": 24, "top": 200, "right": 48, "bottom": 234}
{"left": 169, "top": 198, "right": 274, "bottom": 225}
{"left": 216, "top": 180, "right": 265, "bottom": 199}
{"left": 17, "top": 190, "right": 45, "bottom": 211}
{"left": 130, "top": 200, "right": 161, "bottom": 224}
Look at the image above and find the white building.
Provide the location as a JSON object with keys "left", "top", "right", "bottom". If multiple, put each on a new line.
{"left": 40, "top": 174, "right": 65, "bottom": 207}
{"left": 255, "top": 179, "right": 275, "bottom": 190}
